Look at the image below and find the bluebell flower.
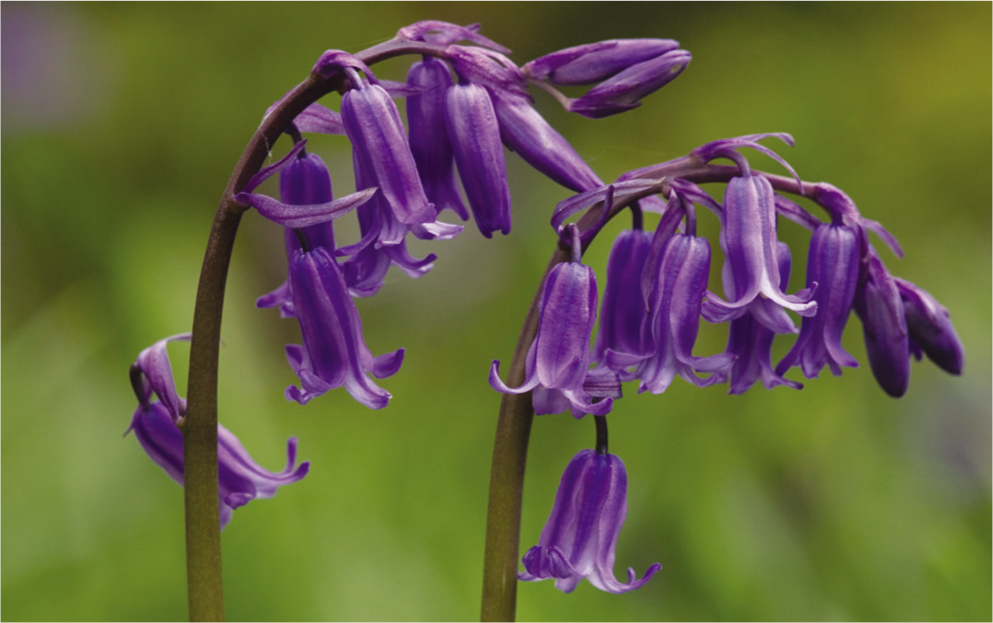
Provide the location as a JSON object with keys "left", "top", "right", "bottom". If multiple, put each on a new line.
{"left": 567, "top": 48, "right": 692, "bottom": 119}
{"left": 340, "top": 68, "right": 435, "bottom": 226}
{"left": 719, "top": 242, "right": 802, "bottom": 394}
{"left": 776, "top": 222, "right": 861, "bottom": 379}
{"left": 285, "top": 245, "right": 405, "bottom": 408}
{"left": 406, "top": 56, "right": 469, "bottom": 220}
{"left": 592, "top": 227, "right": 653, "bottom": 370}
{"left": 490, "top": 224, "right": 618, "bottom": 417}
{"left": 635, "top": 229, "right": 735, "bottom": 394}
{"left": 853, "top": 250, "right": 910, "bottom": 397}
{"left": 127, "top": 335, "right": 309, "bottom": 529}
{"left": 523, "top": 39, "right": 680, "bottom": 86}
{"left": 895, "top": 277, "right": 964, "bottom": 375}
{"left": 706, "top": 174, "right": 817, "bottom": 318}
{"left": 445, "top": 81, "right": 512, "bottom": 237}
{"left": 519, "top": 449, "right": 661, "bottom": 593}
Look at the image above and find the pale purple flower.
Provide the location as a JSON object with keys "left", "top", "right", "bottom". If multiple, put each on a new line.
{"left": 776, "top": 223, "right": 861, "bottom": 379}
{"left": 406, "top": 56, "right": 469, "bottom": 220}
{"left": 524, "top": 39, "right": 680, "bottom": 86}
{"left": 127, "top": 335, "right": 309, "bottom": 529}
{"left": 896, "top": 278, "right": 964, "bottom": 375}
{"left": 519, "top": 449, "right": 661, "bottom": 593}
{"left": 853, "top": 251, "right": 910, "bottom": 397}
{"left": 285, "top": 246, "right": 404, "bottom": 408}
{"left": 445, "top": 82, "right": 511, "bottom": 237}
{"left": 490, "top": 224, "right": 617, "bottom": 417}
{"left": 706, "top": 174, "right": 816, "bottom": 317}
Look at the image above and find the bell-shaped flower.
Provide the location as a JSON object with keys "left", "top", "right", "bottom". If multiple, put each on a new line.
{"left": 721, "top": 242, "right": 802, "bottom": 394}
{"left": 776, "top": 223, "right": 861, "bottom": 379}
{"left": 636, "top": 233, "right": 735, "bottom": 394}
{"left": 406, "top": 56, "right": 469, "bottom": 220}
{"left": 706, "top": 174, "right": 816, "bottom": 318}
{"left": 340, "top": 73, "right": 435, "bottom": 226}
{"left": 444, "top": 82, "right": 511, "bottom": 237}
{"left": 567, "top": 49, "right": 691, "bottom": 119}
{"left": 895, "top": 278, "right": 964, "bottom": 375}
{"left": 853, "top": 251, "right": 910, "bottom": 397}
{"left": 490, "top": 225, "right": 615, "bottom": 417}
{"left": 127, "top": 335, "right": 309, "bottom": 529}
{"left": 286, "top": 246, "right": 404, "bottom": 408}
{"left": 524, "top": 39, "right": 680, "bottom": 86}
{"left": 519, "top": 449, "right": 661, "bottom": 594}
{"left": 592, "top": 228, "right": 653, "bottom": 370}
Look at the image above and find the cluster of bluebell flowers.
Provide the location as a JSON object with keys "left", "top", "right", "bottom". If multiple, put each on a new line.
{"left": 128, "top": 22, "right": 963, "bottom": 604}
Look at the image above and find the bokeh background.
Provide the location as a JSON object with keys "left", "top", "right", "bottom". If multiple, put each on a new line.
{"left": 2, "top": 2, "right": 990, "bottom": 621}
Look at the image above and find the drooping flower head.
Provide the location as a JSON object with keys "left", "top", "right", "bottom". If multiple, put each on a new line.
{"left": 520, "top": 449, "right": 661, "bottom": 593}
{"left": 127, "top": 335, "right": 309, "bottom": 529}
{"left": 490, "top": 224, "right": 618, "bottom": 417}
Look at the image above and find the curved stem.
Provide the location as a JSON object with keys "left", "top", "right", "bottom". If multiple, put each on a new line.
{"left": 181, "top": 37, "right": 448, "bottom": 622}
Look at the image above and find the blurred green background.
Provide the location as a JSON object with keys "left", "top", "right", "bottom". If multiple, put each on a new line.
{"left": 2, "top": 2, "right": 990, "bottom": 621}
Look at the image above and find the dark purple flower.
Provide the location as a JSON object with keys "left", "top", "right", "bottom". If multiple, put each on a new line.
{"left": 592, "top": 228, "right": 653, "bottom": 369}
{"left": 896, "top": 278, "right": 964, "bottom": 375}
{"left": 406, "top": 56, "right": 469, "bottom": 220}
{"left": 286, "top": 246, "right": 404, "bottom": 408}
{"left": 776, "top": 223, "right": 861, "bottom": 379}
{"left": 853, "top": 251, "right": 910, "bottom": 398}
{"left": 567, "top": 49, "right": 691, "bottom": 119}
{"left": 635, "top": 232, "right": 735, "bottom": 394}
{"left": 490, "top": 90, "right": 604, "bottom": 193}
{"left": 127, "top": 335, "right": 309, "bottom": 529}
{"left": 490, "top": 225, "right": 616, "bottom": 417}
{"left": 445, "top": 82, "right": 512, "bottom": 237}
{"left": 340, "top": 74, "right": 435, "bottom": 226}
{"left": 519, "top": 449, "right": 661, "bottom": 593}
{"left": 524, "top": 39, "right": 680, "bottom": 86}
{"left": 707, "top": 175, "right": 816, "bottom": 317}
{"left": 254, "top": 151, "right": 338, "bottom": 318}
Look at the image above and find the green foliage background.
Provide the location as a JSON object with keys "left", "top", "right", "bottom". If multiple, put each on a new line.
{"left": 2, "top": 3, "right": 990, "bottom": 621}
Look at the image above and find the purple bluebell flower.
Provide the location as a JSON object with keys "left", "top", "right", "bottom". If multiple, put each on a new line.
{"left": 127, "top": 335, "right": 309, "bottom": 529}
{"left": 706, "top": 174, "right": 816, "bottom": 318}
{"left": 519, "top": 449, "right": 661, "bottom": 593}
{"left": 406, "top": 56, "right": 469, "bottom": 220}
{"left": 490, "top": 225, "right": 617, "bottom": 417}
{"left": 340, "top": 71, "right": 435, "bottom": 226}
{"left": 853, "top": 251, "right": 910, "bottom": 398}
{"left": 489, "top": 90, "right": 604, "bottom": 193}
{"left": 895, "top": 278, "right": 964, "bottom": 375}
{"left": 286, "top": 246, "right": 404, "bottom": 408}
{"left": 524, "top": 39, "right": 680, "bottom": 86}
{"left": 721, "top": 242, "right": 802, "bottom": 394}
{"left": 445, "top": 82, "right": 512, "bottom": 237}
{"left": 592, "top": 228, "right": 653, "bottom": 370}
{"left": 635, "top": 229, "right": 735, "bottom": 394}
{"left": 396, "top": 21, "right": 510, "bottom": 52}
{"left": 567, "top": 49, "right": 691, "bottom": 119}
{"left": 776, "top": 223, "right": 861, "bottom": 379}
{"left": 255, "top": 151, "right": 338, "bottom": 318}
